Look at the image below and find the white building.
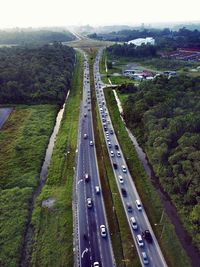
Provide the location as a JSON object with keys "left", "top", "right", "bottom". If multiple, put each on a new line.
{"left": 127, "top": 37, "right": 155, "bottom": 46}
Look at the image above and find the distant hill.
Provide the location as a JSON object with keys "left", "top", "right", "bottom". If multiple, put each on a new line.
{"left": 0, "top": 30, "right": 75, "bottom": 45}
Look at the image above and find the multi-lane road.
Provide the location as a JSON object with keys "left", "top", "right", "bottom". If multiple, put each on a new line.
{"left": 93, "top": 48, "right": 168, "bottom": 267}
{"left": 75, "top": 47, "right": 168, "bottom": 267}
{"left": 75, "top": 53, "right": 115, "bottom": 267}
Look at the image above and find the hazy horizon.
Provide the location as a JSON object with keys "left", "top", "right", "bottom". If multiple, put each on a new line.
{"left": 0, "top": 0, "right": 200, "bottom": 29}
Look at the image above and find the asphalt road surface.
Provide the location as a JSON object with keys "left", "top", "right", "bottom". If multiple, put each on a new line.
{"left": 93, "top": 48, "right": 168, "bottom": 267}
{"left": 75, "top": 52, "right": 115, "bottom": 267}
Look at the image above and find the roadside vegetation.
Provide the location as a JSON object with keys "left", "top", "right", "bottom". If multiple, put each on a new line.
{"left": 0, "top": 43, "right": 75, "bottom": 104}
{"left": 104, "top": 88, "right": 192, "bottom": 267}
{"left": 30, "top": 51, "right": 83, "bottom": 267}
{"left": 120, "top": 77, "right": 200, "bottom": 251}
{"left": 0, "top": 30, "right": 75, "bottom": 45}
{"left": 0, "top": 105, "right": 57, "bottom": 267}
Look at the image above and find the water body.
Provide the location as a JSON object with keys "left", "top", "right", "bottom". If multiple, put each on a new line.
{"left": 40, "top": 90, "right": 70, "bottom": 186}
{"left": 113, "top": 89, "right": 200, "bottom": 267}
{"left": 19, "top": 91, "right": 70, "bottom": 267}
{"left": 0, "top": 107, "right": 13, "bottom": 129}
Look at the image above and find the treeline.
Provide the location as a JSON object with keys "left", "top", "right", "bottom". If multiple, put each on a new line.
{"left": 89, "top": 27, "right": 200, "bottom": 50}
{"left": 0, "top": 30, "right": 75, "bottom": 45}
{"left": 0, "top": 43, "right": 75, "bottom": 104}
{"left": 120, "top": 76, "right": 200, "bottom": 249}
{"left": 106, "top": 43, "right": 157, "bottom": 58}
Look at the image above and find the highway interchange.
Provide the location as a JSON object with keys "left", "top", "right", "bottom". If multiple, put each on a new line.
{"left": 75, "top": 49, "right": 168, "bottom": 267}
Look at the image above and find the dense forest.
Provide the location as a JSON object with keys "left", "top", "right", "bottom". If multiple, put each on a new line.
{"left": 106, "top": 43, "right": 157, "bottom": 58}
{"left": 0, "top": 43, "right": 75, "bottom": 104}
{"left": 119, "top": 77, "right": 200, "bottom": 249}
{"left": 89, "top": 28, "right": 200, "bottom": 50}
{"left": 0, "top": 30, "right": 75, "bottom": 45}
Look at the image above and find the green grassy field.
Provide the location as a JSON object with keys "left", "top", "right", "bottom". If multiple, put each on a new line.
{"left": 0, "top": 105, "right": 58, "bottom": 267}
{"left": 30, "top": 51, "right": 83, "bottom": 267}
{"left": 104, "top": 88, "right": 192, "bottom": 267}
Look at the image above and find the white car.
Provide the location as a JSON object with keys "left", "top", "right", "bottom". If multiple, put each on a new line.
{"left": 135, "top": 199, "right": 142, "bottom": 211}
{"left": 130, "top": 216, "right": 138, "bottom": 230}
{"left": 136, "top": 234, "right": 144, "bottom": 247}
{"left": 118, "top": 175, "right": 124, "bottom": 184}
{"left": 110, "top": 151, "right": 114, "bottom": 157}
{"left": 142, "top": 252, "right": 149, "bottom": 265}
{"left": 87, "top": 198, "right": 92, "bottom": 208}
{"left": 108, "top": 141, "right": 112, "bottom": 148}
{"left": 90, "top": 140, "right": 94, "bottom": 146}
{"left": 100, "top": 225, "right": 106, "bottom": 237}
{"left": 95, "top": 186, "right": 100, "bottom": 194}
{"left": 117, "top": 151, "right": 121, "bottom": 157}
{"left": 122, "top": 165, "right": 127, "bottom": 173}
{"left": 93, "top": 262, "right": 100, "bottom": 267}
{"left": 84, "top": 133, "right": 88, "bottom": 139}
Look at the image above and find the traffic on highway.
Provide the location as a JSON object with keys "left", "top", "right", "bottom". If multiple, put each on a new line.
{"left": 75, "top": 52, "right": 115, "bottom": 267}
{"left": 93, "top": 48, "right": 168, "bottom": 267}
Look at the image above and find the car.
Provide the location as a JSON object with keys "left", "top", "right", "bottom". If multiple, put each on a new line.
{"left": 95, "top": 185, "right": 100, "bottom": 194}
{"left": 105, "top": 132, "right": 109, "bottom": 136}
{"left": 100, "top": 225, "right": 106, "bottom": 237}
{"left": 108, "top": 141, "right": 112, "bottom": 148}
{"left": 126, "top": 202, "right": 132, "bottom": 212}
{"left": 90, "top": 140, "right": 93, "bottom": 146}
{"left": 118, "top": 175, "right": 124, "bottom": 184}
{"left": 110, "top": 129, "right": 113, "bottom": 134}
{"left": 106, "top": 136, "right": 110, "bottom": 141}
{"left": 121, "top": 188, "right": 127, "bottom": 197}
{"left": 110, "top": 151, "right": 114, "bottom": 157}
{"left": 93, "top": 262, "right": 100, "bottom": 267}
{"left": 113, "top": 162, "right": 118, "bottom": 169}
{"left": 84, "top": 113, "right": 87, "bottom": 117}
{"left": 142, "top": 252, "right": 149, "bottom": 265}
{"left": 117, "top": 151, "right": 121, "bottom": 157}
{"left": 115, "top": 144, "right": 119, "bottom": 150}
{"left": 142, "top": 230, "right": 152, "bottom": 243}
{"left": 130, "top": 216, "right": 138, "bottom": 230}
{"left": 87, "top": 198, "right": 92, "bottom": 208}
{"left": 135, "top": 199, "right": 142, "bottom": 211}
{"left": 136, "top": 234, "right": 144, "bottom": 247}
{"left": 85, "top": 173, "right": 89, "bottom": 182}
{"left": 84, "top": 133, "right": 88, "bottom": 139}
{"left": 122, "top": 165, "right": 127, "bottom": 173}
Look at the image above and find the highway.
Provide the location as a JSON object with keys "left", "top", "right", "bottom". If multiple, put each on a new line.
{"left": 75, "top": 52, "right": 115, "bottom": 267}
{"left": 93, "top": 48, "right": 168, "bottom": 267}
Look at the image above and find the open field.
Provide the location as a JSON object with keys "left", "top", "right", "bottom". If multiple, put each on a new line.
{"left": 30, "top": 51, "right": 83, "bottom": 267}
{"left": 0, "top": 105, "right": 58, "bottom": 267}
{"left": 104, "top": 88, "right": 192, "bottom": 267}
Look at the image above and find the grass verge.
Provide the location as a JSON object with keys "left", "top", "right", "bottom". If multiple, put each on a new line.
{"left": 0, "top": 105, "right": 57, "bottom": 267}
{"left": 104, "top": 88, "right": 192, "bottom": 267}
{"left": 30, "top": 51, "right": 83, "bottom": 267}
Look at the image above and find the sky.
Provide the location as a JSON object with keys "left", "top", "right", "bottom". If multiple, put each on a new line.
{"left": 0, "top": 0, "right": 200, "bottom": 28}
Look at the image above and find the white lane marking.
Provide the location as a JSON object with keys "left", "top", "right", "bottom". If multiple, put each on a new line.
{"left": 78, "top": 179, "right": 83, "bottom": 185}
{"left": 81, "top": 247, "right": 89, "bottom": 258}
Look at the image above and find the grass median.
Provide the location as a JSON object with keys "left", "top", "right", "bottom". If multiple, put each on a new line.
{"left": 30, "top": 51, "right": 83, "bottom": 267}
{"left": 104, "top": 88, "right": 192, "bottom": 267}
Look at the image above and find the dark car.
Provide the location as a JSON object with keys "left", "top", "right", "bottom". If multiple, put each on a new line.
{"left": 142, "top": 230, "right": 153, "bottom": 243}
{"left": 113, "top": 162, "right": 118, "bottom": 169}
{"left": 121, "top": 188, "right": 127, "bottom": 197}
{"left": 114, "top": 144, "right": 119, "bottom": 150}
